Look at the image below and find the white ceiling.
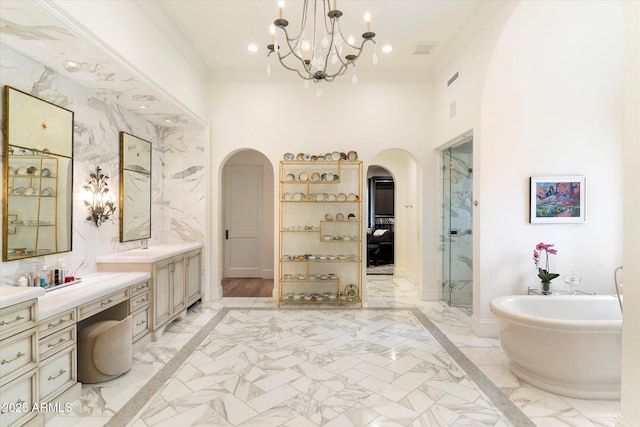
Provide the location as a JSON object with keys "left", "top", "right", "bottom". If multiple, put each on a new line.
{"left": 0, "top": 0, "right": 482, "bottom": 127}
{"left": 155, "top": 0, "right": 481, "bottom": 80}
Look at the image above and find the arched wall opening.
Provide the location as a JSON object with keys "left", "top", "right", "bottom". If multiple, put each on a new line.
{"left": 366, "top": 165, "right": 395, "bottom": 273}
{"left": 217, "top": 149, "right": 275, "bottom": 297}
{"left": 369, "top": 149, "right": 422, "bottom": 290}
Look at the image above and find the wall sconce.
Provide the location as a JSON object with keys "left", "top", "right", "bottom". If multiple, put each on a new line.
{"left": 84, "top": 166, "right": 116, "bottom": 227}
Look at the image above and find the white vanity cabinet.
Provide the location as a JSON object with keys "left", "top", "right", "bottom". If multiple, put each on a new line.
{"left": 0, "top": 289, "right": 43, "bottom": 427}
{"left": 37, "top": 308, "right": 76, "bottom": 403}
{"left": 96, "top": 243, "right": 203, "bottom": 340}
{"left": 129, "top": 281, "right": 151, "bottom": 344}
{"left": 185, "top": 249, "right": 202, "bottom": 307}
{"left": 153, "top": 254, "right": 185, "bottom": 331}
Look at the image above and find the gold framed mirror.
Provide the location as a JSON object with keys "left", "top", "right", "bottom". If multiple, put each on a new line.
{"left": 119, "top": 132, "right": 151, "bottom": 242}
{"left": 2, "top": 86, "right": 74, "bottom": 261}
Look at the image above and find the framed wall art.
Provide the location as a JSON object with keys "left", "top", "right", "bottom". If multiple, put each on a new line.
{"left": 530, "top": 176, "right": 586, "bottom": 223}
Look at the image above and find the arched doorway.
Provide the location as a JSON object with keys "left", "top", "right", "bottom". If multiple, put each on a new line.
{"left": 368, "top": 149, "right": 421, "bottom": 286}
{"left": 221, "top": 149, "right": 274, "bottom": 297}
{"left": 366, "top": 165, "right": 395, "bottom": 275}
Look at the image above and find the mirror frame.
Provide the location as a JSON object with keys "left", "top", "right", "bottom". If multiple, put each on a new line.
{"left": 3, "top": 86, "right": 74, "bottom": 262}
{"left": 119, "top": 132, "right": 152, "bottom": 242}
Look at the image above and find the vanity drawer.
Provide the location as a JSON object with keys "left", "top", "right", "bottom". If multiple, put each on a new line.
{"left": 132, "top": 307, "right": 150, "bottom": 342}
{"left": 0, "top": 328, "right": 37, "bottom": 383}
{"left": 38, "top": 309, "right": 76, "bottom": 338}
{"left": 39, "top": 325, "right": 75, "bottom": 360}
{"left": 130, "top": 290, "right": 150, "bottom": 312}
{"left": 0, "top": 368, "right": 38, "bottom": 427}
{"left": 39, "top": 345, "right": 76, "bottom": 401}
{"left": 130, "top": 280, "right": 150, "bottom": 297}
{"left": 78, "top": 289, "right": 129, "bottom": 320}
{"left": 0, "top": 300, "right": 37, "bottom": 341}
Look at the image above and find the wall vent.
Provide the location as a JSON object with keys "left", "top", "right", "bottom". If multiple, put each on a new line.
{"left": 412, "top": 42, "right": 437, "bottom": 55}
{"left": 447, "top": 71, "right": 459, "bottom": 87}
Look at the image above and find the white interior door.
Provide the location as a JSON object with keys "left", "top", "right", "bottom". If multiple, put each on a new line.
{"left": 223, "top": 165, "right": 263, "bottom": 278}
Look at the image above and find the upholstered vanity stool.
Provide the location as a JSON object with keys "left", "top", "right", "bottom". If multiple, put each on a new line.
{"left": 77, "top": 316, "right": 133, "bottom": 383}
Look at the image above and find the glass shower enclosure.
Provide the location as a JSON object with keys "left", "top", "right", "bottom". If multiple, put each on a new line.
{"left": 441, "top": 140, "right": 473, "bottom": 309}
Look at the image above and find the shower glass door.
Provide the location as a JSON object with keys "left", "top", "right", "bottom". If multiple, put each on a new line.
{"left": 442, "top": 141, "right": 473, "bottom": 308}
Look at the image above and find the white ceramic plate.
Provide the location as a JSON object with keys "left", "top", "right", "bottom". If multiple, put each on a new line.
{"left": 283, "top": 192, "right": 292, "bottom": 200}
{"left": 311, "top": 172, "right": 321, "bottom": 181}
{"left": 284, "top": 152, "right": 295, "bottom": 161}
{"left": 347, "top": 150, "right": 358, "bottom": 161}
{"left": 285, "top": 173, "right": 295, "bottom": 181}
{"left": 299, "top": 172, "right": 309, "bottom": 181}
{"left": 347, "top": 193, "right": 357, "bottom": 201}
{"left": 337, "top": 193, "right": 347, "bottom": 201}
{"left": 331, "top": 151, "right": 341, "bottom": 161}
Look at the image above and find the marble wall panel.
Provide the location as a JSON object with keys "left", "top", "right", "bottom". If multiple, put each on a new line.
{"left": 441, "top": 146, "right": 473, "bottom": 306}
{"left": 0, "top": 44, "right": 206, "bottom": 284}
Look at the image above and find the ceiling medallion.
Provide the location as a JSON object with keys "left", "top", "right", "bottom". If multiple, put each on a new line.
{"left": 267, "top": 0, "right": 377, "bottom": 94}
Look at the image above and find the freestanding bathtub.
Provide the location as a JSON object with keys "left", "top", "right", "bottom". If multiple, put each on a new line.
{"left": 490, "top": 295, "right": 622, "bottom": 400}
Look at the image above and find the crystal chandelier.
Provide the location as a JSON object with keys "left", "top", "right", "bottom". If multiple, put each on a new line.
{"left": 266, "top": 0, "right": 377, "bottom": 87}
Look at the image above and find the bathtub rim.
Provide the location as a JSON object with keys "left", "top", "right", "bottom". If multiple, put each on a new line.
{"left": 490, "top": 295, "right": 622, "bottom": 333}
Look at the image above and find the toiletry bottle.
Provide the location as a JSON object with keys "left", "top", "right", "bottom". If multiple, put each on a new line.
{"left": 58, "top": 259, "right": 66, "bottom": 284}
{"left": 41, "top": 266, "right": 49, "bottom": 288}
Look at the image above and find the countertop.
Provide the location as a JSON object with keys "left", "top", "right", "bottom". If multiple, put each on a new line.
{"left": 38, "top": 272, "right": 150, "bottom": 320}
{"left": 0, "top": 286, "right": 45, "bottom": 309}
{"left": 95, "top": 242, "right": 203, "bottom": 263}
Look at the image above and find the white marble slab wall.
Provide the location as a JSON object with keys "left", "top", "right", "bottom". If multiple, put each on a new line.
{"left": 156, "top": 126, "right": 206, "bottom": 243}
{"left": 0, "top": 44, "right": 166, "bottom": 284}
{"left": 441, "top": 146, "right": 473, "bottom": 306}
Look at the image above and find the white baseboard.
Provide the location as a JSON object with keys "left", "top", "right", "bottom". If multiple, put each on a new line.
{"left": 615, "top": 414, "right": 638, "bottom": 427}
{"left": 421, "top": 288, "right": 441, "bottom": 300}
{"left": 471, "top": 315, "right": 499, "bottom": 338}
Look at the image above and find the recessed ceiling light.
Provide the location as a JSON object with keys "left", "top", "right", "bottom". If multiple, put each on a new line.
{"left": 165, "top": 119, "right": 172, "bottom": 123}
{"left": 62, "top": 60, "right": 81, "bottom": 72}
{"left": 139, "top": 105, "right": 147, "bottom": 109}
{"left": 382, "top": 45, "right": 393, "bottom": 53}
{"left": 248, "top": 44, "right": 258, "bottom": 53}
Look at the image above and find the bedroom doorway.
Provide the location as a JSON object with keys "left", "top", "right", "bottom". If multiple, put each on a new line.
{"left": 367, "top": 166, "right": 395, "bottom": 275}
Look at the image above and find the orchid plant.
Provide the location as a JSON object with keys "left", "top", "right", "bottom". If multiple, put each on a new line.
{"left": 533, "top": 242, "right": 560, "bottom": 284}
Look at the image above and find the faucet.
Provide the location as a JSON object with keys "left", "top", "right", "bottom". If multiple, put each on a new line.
{"left": 614, "top": 266, "right": 623, "bottom": 313}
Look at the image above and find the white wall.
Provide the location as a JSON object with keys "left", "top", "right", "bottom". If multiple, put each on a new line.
{"left": 620, "top": 2, "right": 640, "bottom": 425}
{"left": 208, "top": 79, "right": 436, "bottom": 300}
{"left": 476, "top": 0, "right": 625, "bottom": 335}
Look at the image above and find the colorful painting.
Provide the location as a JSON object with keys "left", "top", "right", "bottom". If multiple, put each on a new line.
{"left": 530, "top": 176, "right": 586, "bottom": 223}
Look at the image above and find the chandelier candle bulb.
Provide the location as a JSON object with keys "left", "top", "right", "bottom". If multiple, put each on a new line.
{"left": 278, "top": 1, "right": 284, "bottom": 19}
{"left": 333, "top": 0, "right": 336, "bottom": 10}
{"left": 365, "top": 12, "right": 371, "bottom": 33}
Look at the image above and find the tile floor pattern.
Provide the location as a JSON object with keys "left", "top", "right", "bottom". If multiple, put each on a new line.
{"left": 45, "top": 276, "right": 621, "bottom": 426}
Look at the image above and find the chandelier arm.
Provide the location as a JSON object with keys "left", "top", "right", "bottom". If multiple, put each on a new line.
{"left": 279, "top": 26, "right": 311, "bottom": 68}
{"left": 318, "top": 12, "right": 337, "bottom": 78}
{"left": 278, "top": 56, "right": 314, "bottom": 79}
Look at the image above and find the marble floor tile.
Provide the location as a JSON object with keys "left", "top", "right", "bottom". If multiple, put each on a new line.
{"left": 44, "top": 276, "right": 621, "bottom": 427}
